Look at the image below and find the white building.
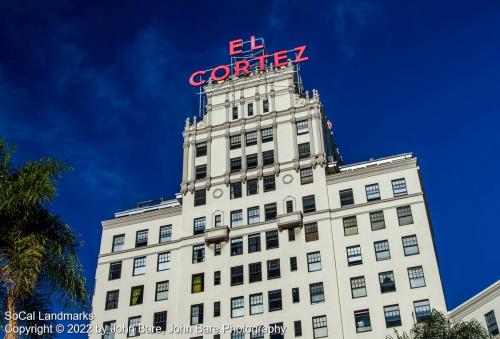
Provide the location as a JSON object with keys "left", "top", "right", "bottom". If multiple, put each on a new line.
{"left": 91, "top": 62, "right": 447, "bottom": 339}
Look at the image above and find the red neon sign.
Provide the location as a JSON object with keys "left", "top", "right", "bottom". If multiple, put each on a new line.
{"left": 189, "top": 35, "right": 309, "bottom": 86}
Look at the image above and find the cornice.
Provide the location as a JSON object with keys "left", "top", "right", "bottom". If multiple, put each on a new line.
{"left": 102, "top": 206, "right": 182, "bottom": 229}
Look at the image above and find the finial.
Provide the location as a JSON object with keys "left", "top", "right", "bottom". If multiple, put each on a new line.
{"left": 305, "top": 90, "right": 309, "bottom": 99}
{"left": 185, "top": 117, "right": 190, "bottom": 130}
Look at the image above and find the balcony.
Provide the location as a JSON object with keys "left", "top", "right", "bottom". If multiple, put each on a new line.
{"left": 204, "top": 226, "right": 229, "bottom": 244}
{"left": 277, "top": 211, "right": 303, "bottom": 230}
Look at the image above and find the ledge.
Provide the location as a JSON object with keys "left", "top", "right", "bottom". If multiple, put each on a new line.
{"left": 204, "top": 226, "right": 230, "bottom": 244}
{"left": 277, "top": 212, "right": 303, "bottom": 230}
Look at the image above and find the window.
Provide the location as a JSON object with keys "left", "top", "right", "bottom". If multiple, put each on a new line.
{"left": 263, "top": 175, "right": 276, "bottom": 192}
{"left": 266, "top": 230, "right": 279, "bottom": 249}
{"left": 231, "top": 237, "right": 243, "bottom": 256}
{"left": 340, "top": 189, "right": 354, "bottom": 206}
{"left": 267, "top": 259, "right": 280, "bottom": 279}
{"left": 192, "top": 244, "right": 205, "bottom": 263}
{"left": 408, "top": 266, "right": 426, "bottom": 288}
{"left": 250, "top": 293, "right": 263, "bottom": 314}
{"left": 247, "top": 178, "right": 259, "bottom": 195}
{"left": 194, "top": 189, "right": 206, "bottom": 206}
{"left": 196, "top": 142, "right": 207, "bottom": 157}
{"left": 133, "top": 257, "right": 146, "bottom": 276}
{"left": 343, "top": 216, "right": 358, "bottom": 236}
{"left": 263, "top": 99, "right": 269, "bottom": 113}
{"left": 213, "top": 301, "right": 221, "bottom": 317}
{"left": 485, "top": 310, "right": 499, "bottom": 336}
{"left": 153, "top": 311, "right": 167, "bottom": 331}
{"left": 195, "top": 165, "right": 207, "bottom": 179}
{"left": 379, "top": 271, "right": 396, "bottom": 293}
{"left": 365, "top": 183, "right": 380, "bottom": 201}
{"left": 307, "top": 251, "right": 322, "bottom": 272}
{"left": 247, "top": 153, "right": 258, "bottom": 169}
{"left": 155, "top": 281, "right": 169, "bottom": 301}
{"left": 247, "top": 207, "right": 260, "bottom": 225}
{"left": 302, "top": 195, "right": 316, "bottom": 213}
{"left": 105, "top": 290, "right": 119, "bottom": 310}
{"left": 292, "top": 287, "right": 300, "bottom": 303}
{"left": 231, "top": 296, "right": 244, "bottom": 318}
{"left": 294, "top": 320, "right": 302, "bottom": 336}
{"left": 374, "top": 240, "right": 391, "bottom": 261}
{"left": 159, "top": 225, "right": 172, "bottom": 243}
{"left": 230, "top": 210, "right": 243, "bottom": 227}
{"left": 193, "top": 217, "right": 205, "bottom": 235}
{"left": 261, "top": 127, "right": 273, "bottom": 142}
{"left": 347, "top": 245, "right": 362, "bottom": 266}
{"left": 214, "top": 214, "right": 221, "bottom": 227}
{"left": 231, "top": 266, "right": 244, "bottom": 286}
{"left": 251, "top": 327, "right": 264, "bottom": 339}
{"left": 392, "top": 178, "right": 407, "bottom": 196}
{"left": 354, "top": 310, "right": 372, "bottom": 333}
{"left": 310, "top": 282, "right": 325, "bottom": 303}
{"left": 384, "top": 305, "right": 402, "bottom": 327}
{"left": 102, "top": 321, "right": 116, "bottom": 339}
{"left": 246, "top": 131, "right": 257, "bottom": 146}
{"left": 298, "top": 142, "right": 310, "bottom": 158}
{"left": 351, "top": 276, "right": 367, "bottom": 298}
{"left": 248, "top": 233, "right": 261, "bottom": 253}
{"left": 402, "top": 235, "right": 419, "bottom": 255}
{"left": 288, "top": 227, "right": 295, "bottom": 241}
{"left": 248, "top": 103, "right": 254, "bottom": 116}
{"left": 290, "top": 256, "right": 298, "bottom": 271}
{"left": 286, "top": 200, "right": 294, "bottom": 213}
{"left": 270, "top": 322, "right": 284, "bottom": 339}
{"left": 157, "top": 252, "right": 171, "bottom": 271}
{"left": 249, "top": 262, "right": 262, "bottom": 283}
{"left": 232, "top": 106, "right": 238, "bottom": 120}
{"left": 112, "top": 234, "right": 124, "bottom": 252}
{"left": 135, "top": 230, "right": 148, "bottom": 247}
{"left": 230, "top": 157, "right": 241, "bottom": 172}
{"left": 397, "top": 205, "right": 413, "bottom": 225}
{"left": 370, "top": 211, "right": 385, "bottom": 230}
{"left": 127, "top": 316, "right": 141, "bottom": 337}
{"left": 305, "top": 223, "right": 319, "bottom": 242}
{"left": 414, "top": 300, "right": 432, "bottom": 323}
{"left": 263, "top": 150, "right": 274, "bottom": 166}
{"left": 214, "top": 271, "right": 221, "bottom": 285}
{"left": 264, "top": 203, "right": 277, "bottom": 221}
{"left": 300, "top": 167, "right": 313, "bottom": 184}
{"left": 230, "top": 135, "right": 241, "bottom": 149}
{"left": 130, "top": 285, "right": 144, "bottom": 306}
{"left": 296, "top": 120, "right": 309, "bottom": 134}
{"left": 214, "top": 242, "right": 221, "bottom": 255}
{"left": 312, "top": 315, "right": 328, "bottom": 338}
{"left": 108, "top": 262, "right": 122, "bottom": 280}
{"left": 190, "top": 304, "right": 204, "bottom": 325}
{"left": 268, "top": 290, "right": 282, "bottom": 311}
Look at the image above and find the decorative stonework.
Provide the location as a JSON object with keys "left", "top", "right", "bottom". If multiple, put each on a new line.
{"left": 282, "top": 174, "right": 293, "bottom": 184}
{"left": 212, "top": 188, "right": 223, "bottom": 199}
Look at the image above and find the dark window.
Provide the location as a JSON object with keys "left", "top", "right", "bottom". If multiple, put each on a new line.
{"left": 268, "top": 290, "right": 282, "bottom": 311}
{"left": 307, "top": 251, "right": 322, "bottom": 272}
{"left": 213, "top": 301, "right": 221, "bottom": 317}
{"left": 300, "top": 167, "right": 313, "bottom": 184}
{"left": 263, "top": 150, "right": 274, "bottom": 166}
{"left": 397, "top": 206, "right": 413, "bottom": 225}
{"left": 302, "top": 195, "right": 316, "bottom": 213}
{"left": 230, "top": 182, "right": 242, "bottom": 199}
{"left": 266, "top": 230, "right": 279, "bottom": 249}
{"left": 267, "top": 259, "right": 280, "bottom": 279}
{"left": 108, "top": 262, "right": 122, "bottom": 280}
{"left": 365, "top": 183, "right": 380, "bottom": 201}
{"left": 196, "top": 142, "right": 207, "bottom": 157}
{"left": 288, "top": 228, "right": 295, "bottom": 241}
{"left": 370, "top": 211, "right": 385, "bottom": 230}
{"left": 102, "top": 321, "right": 116, "bottom": 338}
{"left": 296, "top": 120, "right": 309, "bottom": 135}
{"left": 264, "top": 203, "right": 277, "bottom": 221}
{"left": 214, "top": 242, "right": 221, "bottom": 256}
{"left": 135, "top": 230, "right": 148, "bottom": 247}
{"left": 231, "top": 266, "right": 244, "bottom": 286}
{"left": 190, "top": 304, "right": 204, "bottom": 325}
{"left": 133, "top": 256, "right": 146, "bottom": 275}
{"left": 195, "top": 165, "right": 207, "bottom": 180}
{"left": 263, "top": 175, "right": 276, "bottom": 192}
{"left": 392, "top": 178, "right": 407, "bottom": 196}
{"left": 351, "top": 276, "right": 367, "bottom": 298}
{"left": 153, "top": 311, "right": 167, "bottom": 331}
{"left": 230, "top": 135, "right": 241, "bottom": 149}
{"left": 298, "top": 142, "right": 310, "bottom": 159}
{"left": 485, "top": 310, "right": 499, "bottom": 336}
{"left": 112, "top": 234, "right": 125, "bottom": 252}
{"left": 214, "top": 215, "right": 222, "bottom": 227}
{"left": 105, "top": 290, "right": 119, "bottom": 310}
{"left": 230, "top": 237, "right": 243, "bottom": 256}
{"left": 249, "top": 262, "right": 262, "bottom": 283}
{"left": 374, "top": 240, "right": 391, "bottom": 261}
{"left": 155, "top": 281, "right": 169, "bottom": 301}
{"left": 379, "top": 271, "right": 396, "bottom": 293}
{"left": 402, "top": 235, "right": 419, "bottom": 256}
{"left": 232, "top": 106, "right": 238, "bottom": 120}
{"left": 292, "top": 287, "right": 300, "bottom": 303}
{"left": 247, "top": 178, "right": 259, "bottom": 195}
{"left": 343, "top": 216, "right": 358, "bottom": 236}
{"left": 191, "top": 273, "right": 204, "bottom": 293}
{"left": 339, "top": 189, "right": 354, "bottom": 206}
{"left": 248, "top": 233, "right": 261, "bottom": 253}
{"left": 193, "top": 217, "right": 206, "bottom": 235}
{"left": 192, "top": 244, "right": 205, "bottom": 263}
{"left": 294, "top": 320, "right": 302, "bottom": 336}
{"left": 263, "top": 99, "right": 269, "bottom": 113}
{"left": 248, "top": 103, "right": 254, "bottom": 116}
{"left": 290, "top": 256, "right": 298, "bottom": 271}
{"left": 214, "top": 271, "right": 221, "bottom": 285}
{"left": 347, "top": 245, "right": 362, "bottom": 266}
{"left": 247, "top": 154, "right": 258, "bottom": 169}
{"left": 250, "top": 293, "right": 263, "bottom": 315}
{"left": 248, "top": 206, "right": 260, "bottom": 224}
{"left": 309, "top": 282, "right": 325, "bottom": 303}
{"left": 305, "top": 223, "right": 319, "bottom": 242}
{"left": 408, "top": 266, "right": 426, "bottom": 288}
{"left": 230, "top": 157, "right": 241, "bottom": 172}
{"left": 354, "top": 310, "right": 372, "bottom": 333}
{"left": 194, "top": 189, "right": 206, "bottom": 206}
{"left": 384, "top": 304, "right": 402, "bottom": 327}
{"left": 414, "top": 300, "right": 432, "bottom": 323}
{"left": 159, "top": 225, "right": 172, "bottom": 243}
{"left": 130, "top": 285, "right": 144, "bottom": 306}
{"left": 127, "top": 316, "right": 141, "bottom": 337}
{"left": 246, "top": 131, "right": 257, "bottom": 146}
{"left": 286, "top": 200, "right": 294, "bottom": 213}
{"left": 270, "top": 322, "right": 285, "bottom": 339}
{"left": 261, "top": 127, "right": 273, "bottom": 142}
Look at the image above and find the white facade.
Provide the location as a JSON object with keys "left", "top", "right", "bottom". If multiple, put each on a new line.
{"left": 91, "top": 64, "right": 446, "bottom": 339}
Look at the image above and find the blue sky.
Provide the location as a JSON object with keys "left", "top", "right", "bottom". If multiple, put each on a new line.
{"left": 1, "top": 0, "right": 499, "bottom": 320}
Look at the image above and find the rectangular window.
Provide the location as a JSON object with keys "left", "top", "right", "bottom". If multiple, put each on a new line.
{"left": 105, "top": 290, "right": 119, "bottom": 310}
{"left": 264, "top": 203, "right": 277, "bottom": 221}
{"left": 214, "top": 271, "right": 221, "bottom": 285}
{"left": 262, "top": 99, "right": 269, "bottom": 113}
{"left": 155, "top": 281, "right": 169, "bottom": 301}
{"left": 247, "top": 153, "right": 258, "bottom": 169}
{"left": 298, "top": 142, "right": 310, "bottom": 159}
{"left": 294, "top": 320, "right": 302, "bottom": 336}
{"left": 288, "top": 227, "right": 295, "bottom": 240}
{"left": 250, "top": 293, "right": 263, "bottom": 315}
{"left": 300, "top": 167, "right": 313, "bottom": 184}
{"left": 102, "top": 321, "right": 115, "bottom": 339}
{"left": 153, "top": 311, "right": 167, "bottom": 331}
{"left": 384, "top": 304, "right": 402, "bottom": 327}
{"left": 263, "top": 175, "right": 276, "bottom": 192}
{"left": 190, "top": 304, "right": 204, "bottom": 325}
{"left": 402, "top": 235, "right": 419, "bottom": 255}
{"left": 485, "top": 310, "right": 499, "bottom": 336}
{"left": 292, "top": 287, "right": 300, "bottom": 303}
{"left": 268, "top": 290, "right": 282, "bottom": 311}
{"left": 296, "top": 120, "right": 309, "bottom": 134}
{"left": 246, "top": 131, "right": 257, "bottom": 146}
{"left": 194, "top": 189, "right": 206, "bottom": 206}
{"left": 248, "top": 103, "right": 254, "bottom": 116}
{"left": 230, "top": 157, "right": 241, "bottom": 172}
{"left": 108, "top": 262, "right": 122, "bottom": 280}
{"left": 307, "top": 251, "right": 322, "bottom": 272}
{"left": 214, "top": 214, "right": 221, "bottom": 226}
{"left": 397, "top": 206, "right": 413, "bottom": 225}
{"left": 408, "top": 266, "right": 426, "bottom": 288}
{"left": 267, "top": 259, "right": 281, "bottom": 279}
{"left": 266, "top": 230, "right": 279, "bottom": 249}
{"left": 230, "top": 134, "right": 241, "bottom": 149}
{"left": 392, "top": 178, "right": 408, "bottom": 196}
{"left": 248, "top": 207, "right": 260, "bottom": 225}
{"left": 196, "top": 142, "right": 207, "bottom": 157}
{"left": 261, "top": 127, "right": 273, "bottom": 142}
{"left": 130, "top": 285, "right": 144, "bottom": 306}
{"left": 248, "top": 233, "right": 261, "bottom": 253}
{"left": 286, "top": 200, "right": 293, "bottom": 213}
{"left": 251, "top": 327, "right": 264, "bottom": 339}
{"left": 262, "top": 150, "right": 274, "bottom": 166}
{"left": 309, "top": 282, "right": 325, "bottom": 303}
{"left": 414, "top": 300, "right": 432, "bottom": 323}
{"left": 249, "top": 262, "right": 262, "bottom": 283}
{"left": 290, "top": 256, "right": 298, "bottom": 271}
{"left": 354, "top": 310, "right": 372, "bottom": 333}
{"left": 191, "top": 274, "right": 204, "bottom": 294}
{"left": 343, "top": 216, "right": 358, "bottom": 236}
{"left": 370, "top": 211, "right": 385, "bottom": 230}
{"left": 133, "top": 257, "right": 146, "bottom": 276}
{"left": 214, "top": 242, "right": 221, "bottom": 255}
{"left": 232, "top": 106, "right": 238, "bottom": 120}
{"left": 157, "top": 252, "right": 171, "bottom": 271}
{"left": 270, "top": 322, "right": 284, "bottom": 339}
{"left": 379, "top": 271, "right": 396, "bottom": 293}
{"left": 159, "top": 225, "right": 172, "bottom": 243}
{"left": 112, "top": 234, "right": 124, "bottom": 252}
{"left": 213, "top": 301, "right": 220, "bottom": 317}
{"left": 193, "top": 217, "right": 206, "bottom": 235}
{"left": 231, "top": 266, "right": 244, "bottom": 286}
{"left": 230, "top": 209, "right": 243, "bottom": 227}
{"left": 305, "top": 223, "right": 319, "bottom": 242}
{"left": 192, "top": 244, "right": 205, "bottom": 263}
{"left": 340, "top": 189, "right": 354, "bottom": 206}
{"left": 135, "top": 230, "right": 148, "bottom": 247}
{"left": 302, "top": 195, "right": 316, "bottom": 213}
{"left": 127, "top": 316, "right": 141, "bottom": 337}
{"left": 195, "top": 165, "right": 207, "bottom": 180}
{"left": 374, "top": 240, "right": 391, "bottom": 261}
{"left": 230, "top": 237, "right": 243, "bottom": 256}
{"left": 231, "top": 296, "right": 244, "bottom": 318}
{"left": 350, "top": 276, "right": 367, "bottom": 298}
{"left": 312, "top": 315, "right": 328, "bottom": 338}
{"left": 347, "top": 245, "right": 362, "bottom": 266}
{"left": 247, "top": 178, "right": 259, "bottom": 195}
{"left": 365, "top": 183, "right": 381, "bottom": 201}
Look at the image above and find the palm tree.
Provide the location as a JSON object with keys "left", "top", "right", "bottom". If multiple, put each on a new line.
{"left": 0, "top": 139, "right": 87, "bottom": 338}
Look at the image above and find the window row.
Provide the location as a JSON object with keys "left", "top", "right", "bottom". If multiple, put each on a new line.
{"left": 343, "top": 205, "right": 415, "bottom": 236}
{"left": 111, "top": 225, "right": 172, "bottom": 252}
{"left": 339, "top": 178, "right": 408, "bottom": 207}
{"left": 345, "top": 237, "right": 421, "bottom": 266}
{"left": 105, "top": 280, "right": 170, "bottom": 310}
